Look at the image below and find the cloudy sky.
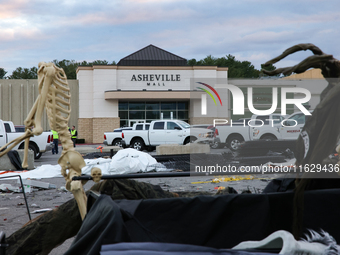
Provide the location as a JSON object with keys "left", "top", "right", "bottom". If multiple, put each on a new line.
{"left": 1, "top": 0, "right": 339, "bottom": 75}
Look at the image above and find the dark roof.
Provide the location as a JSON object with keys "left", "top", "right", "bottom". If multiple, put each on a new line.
{"left": 117, "top": 45, "right": 187, "bottom": 66}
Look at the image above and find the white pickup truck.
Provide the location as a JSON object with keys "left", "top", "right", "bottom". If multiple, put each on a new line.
{"left": 252, "top": 111, "right": 311, "bottom": 141}
{"left": 0, "top": 120, "right": 53, "bottom": 159}
{"left": 103, "top": 127, "right": 134, "bottom": 147}
{"left": 121, "top": 120, "right": 214, "bottom": 151}
{"left": 215, "top": 114, "right": 285, "bottom": 151}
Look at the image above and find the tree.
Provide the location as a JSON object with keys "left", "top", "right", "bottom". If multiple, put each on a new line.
{"left": 8, "top": 67, "right": 38, "bottom": 79}
{"left": 188, "top": 54, "right": 260, "bottom": 78}
{"left": 260, "top": 63, "right": 278, "bottom": 77}
{"left": 0, "top": 68, "right": 7, "bottom": 79}
{"left": 7, "top": 59, "right": 117, "bottom": 80}
{"left": 79, "top": 60, "right": 116, "bottom": 66}
{"left": 52, "top": 59, "right": 79, "bottom": 79}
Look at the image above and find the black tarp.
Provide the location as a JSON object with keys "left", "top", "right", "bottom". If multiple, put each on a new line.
{"left": 7, "top": 150, "right": 22, "bottom": 170}
{"left": 100, "top": 242, "right": 275, "bottom": 255}
{"left": 66, "top": 189, "right": 340, "bottom": 255}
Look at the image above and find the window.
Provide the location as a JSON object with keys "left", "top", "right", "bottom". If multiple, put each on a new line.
{"left": 119, "top": 102, "right": 128, "bottom": 110}
{"left": 177, "top": 121, "right": 190, "bottom": 129}
{"left": 289, "top": 114, "right": 305, "bottom": 124}
{"left": 146, "top": 102, "right": 159, "bottom": 110}
{"left": 256, "top": 115, "right": 269, "bottom": 125}
{"left": 153, "top": 122, "right": 165, "bottom": 130}
{"left": 146, "top": 111, "right": 160, "bottom": 119}
{"left": 129, "top": 111, "right": 145, "bottom": 119}
{"left": 167, "top": 122, "right": 181, "bottom": 130}
{"left": 129, "top": 102, "right": 145, "bottom": 110}
{"left": 119, "top": 101, "right": 189, "bottom": 126}
{"left": 272, "top": 115, "right": 283, "bottom": 125}
{"left": 161, "top": 102, "right": 176, "bottom": 110}
{"left": 135, "top": 124, "right": 143, "bottom": 130}
{"left": 162, "top": 111, "right": 177, "bottom": 119}
{"left": 4, "top": 123, "right": 11, "bottom": 132}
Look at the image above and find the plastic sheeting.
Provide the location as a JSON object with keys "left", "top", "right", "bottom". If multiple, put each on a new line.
{"left": 0, "top": 148, "right": 161, "bottom": 180}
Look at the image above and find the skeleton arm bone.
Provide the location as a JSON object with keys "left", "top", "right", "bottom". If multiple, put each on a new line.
{"left": 34, "top": 64, "right": 56, "bottom": 133}
{"left": 0, "top": 131, "right": 33, "bottom": 159}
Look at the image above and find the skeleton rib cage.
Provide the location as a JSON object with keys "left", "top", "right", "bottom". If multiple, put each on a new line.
{"left": 44, "top": 64, "right": 74, "bottom": 155}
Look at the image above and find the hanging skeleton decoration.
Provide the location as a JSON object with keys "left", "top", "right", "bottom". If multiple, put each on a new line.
{"left": 0, "top": 62, "right": 100, "bottom": 220}
{"left": 262, "top": 43, "right": 340, "bottom": 238}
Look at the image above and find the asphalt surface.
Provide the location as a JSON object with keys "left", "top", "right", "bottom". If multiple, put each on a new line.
{"left": 0, "top": 144, "right": 279, "bottom": 254}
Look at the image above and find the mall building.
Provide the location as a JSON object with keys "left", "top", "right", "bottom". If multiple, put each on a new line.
{"left": 76, "top": 45, "right": 327, "bottom": 143}
{"left": 0, "top": 45, "right": 327, "bottom": 144}
{"left": 76, "top": 45, "right": 230, "bottom": 143}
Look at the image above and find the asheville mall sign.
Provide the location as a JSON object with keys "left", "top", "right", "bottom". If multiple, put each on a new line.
{"left": 131, "top": 74, "right": 181, "bottom": 86}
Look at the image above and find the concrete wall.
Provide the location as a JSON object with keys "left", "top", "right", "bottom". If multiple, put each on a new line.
{"left": 0, "top": 79, "right": 79, "bottom": 132}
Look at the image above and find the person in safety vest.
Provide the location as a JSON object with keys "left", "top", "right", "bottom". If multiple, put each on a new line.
{"left": 71, "top": 125, "right": 77, "bottom": 147}
{"left": 51, "top": 130, "right": 59, "bottom": 154}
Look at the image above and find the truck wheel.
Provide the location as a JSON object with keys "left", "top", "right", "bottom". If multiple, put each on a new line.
{"left": 28, "top": 144, "right": 39, "bottom": 159}
{"left": 19, "top": 143, "right": 40, "bottom": 159}
{"left": 210, "top": 141, "right": 222, "bottom": 149}
{"left": 184, "top": 136, "right": 197, "bottom": 145}
{"left": 132, "top": 138, "right": 145, "bottom": 151}
{"left": 35, "top": 152, "right": 42, "bottom": 159}
{"left": 260, "top": 135, "right": 277, "bottom": 141}
{"left": 226, "top": 135, "right": 244, "bottom": 151}
{"left": 112, "top": 138, "right": 122, "bottom": 147}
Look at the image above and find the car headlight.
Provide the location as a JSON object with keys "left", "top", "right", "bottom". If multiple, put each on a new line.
{"left": 198, "top": 133, "right": 209, "bottom": 138}
{"left": 253, "top": 128, "right": 259, "bottom": 137}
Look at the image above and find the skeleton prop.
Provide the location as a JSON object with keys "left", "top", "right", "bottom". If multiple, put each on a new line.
{"left": 262, "top": 43, "right": 340, "bottom": 237}
{"left": 0, "top": 62, "right": 102, "bottom": 220}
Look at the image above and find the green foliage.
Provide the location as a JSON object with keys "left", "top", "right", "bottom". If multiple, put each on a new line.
{"left": 52, "top": 59, "right": 78, "bottom": 79}
{"left": 8, "top": 67, "right": 38, "bottom": 79}
{"left": 7, "top": 59, "right": 116, "bottom": 80}
{"left": 7, "top": 55, "right": 262, "bottom": 79}
{"left": 0, "top": 68, "right": 7, "bottom": 79}
{"left": 79, "top": 60, "right": 116, "bottom": 66}
{"left": 187, "top": 54, "right": 260, "bottom": 78}
{"left": 260, "top": 63, "right": 278, "bottom": 77}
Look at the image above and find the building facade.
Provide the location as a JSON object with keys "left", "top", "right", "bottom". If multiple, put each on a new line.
{"left": 0, "top": 48, "right": 327, "bottom": 144}
{"left": 77, "top": 45, "right": 327, "bottom": 143}
{"left": 77, "top": 45, "right": 228, "bottom": 143}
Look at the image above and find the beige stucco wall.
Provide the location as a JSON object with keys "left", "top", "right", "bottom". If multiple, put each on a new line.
{"left": 282, "top": 68, "right": 323, "bottom": 79}
{"left": 79, "top": 117, "right": 120, "bottom": 143}
{"left": 0, "top": 79, "right": 79, "bottom": 132}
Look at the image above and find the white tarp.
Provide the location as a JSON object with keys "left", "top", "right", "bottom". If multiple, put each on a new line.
{"left": 0, "top": 148, "right": 161, "bottom": 180}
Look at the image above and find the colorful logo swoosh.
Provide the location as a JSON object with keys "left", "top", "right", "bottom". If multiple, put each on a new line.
{"left": 196, "top": 82, "right": 223, "bottom": 106}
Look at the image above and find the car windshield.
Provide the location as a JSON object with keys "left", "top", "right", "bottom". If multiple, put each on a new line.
{"left": 177, "top": 121, "right": 190, "bottom": 129}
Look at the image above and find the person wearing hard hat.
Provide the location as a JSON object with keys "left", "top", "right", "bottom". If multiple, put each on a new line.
{"left": 71, "top": 125, "right": 77, "bottom": 147}
{"left": 51, "top": 130, "right": 59, "bottom": 154}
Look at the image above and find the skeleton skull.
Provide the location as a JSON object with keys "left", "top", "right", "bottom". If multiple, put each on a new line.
{"left": 91, "top": 167, "right": 102, "bottom": 183}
